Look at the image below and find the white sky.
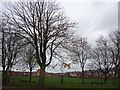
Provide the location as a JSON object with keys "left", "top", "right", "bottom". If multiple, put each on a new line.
{"left": 46, "top": 0, "right": 118, "bottom": 73}
{"left": 58, "top": 0, "right": 118, "bottom": 46}
{"left": 0, "top": 0, "right": 119, "bottom": 73}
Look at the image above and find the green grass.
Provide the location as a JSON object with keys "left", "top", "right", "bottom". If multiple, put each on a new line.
{"left": 6, "top": 76, "right": 118, "bottom": 88}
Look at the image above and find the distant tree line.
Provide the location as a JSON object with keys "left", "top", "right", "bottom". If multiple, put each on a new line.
{"left": 62, "top": 29, "right": 120, "bottom": 84}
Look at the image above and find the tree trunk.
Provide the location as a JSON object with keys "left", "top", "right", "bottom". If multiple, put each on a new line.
{"left": 114, "top": 68, "right": 117, "bottom": 78}
{"left": 7, "top": 72, "right": 11, "bottom": 82}
{"left": 82, "top": 69, "right": 85, "bottom": 84}
{"left": 113, "top": 67, "right": 118, "bottom": 84}
{"left": 2, "top": 67, "right": 5, "bottom": 86}
{"left": 61, "top": 77, "right": 63, "bottom": 84}
{"left": 29, "top": 67, "right": 32, "bottom": 83}
{"left": 38, "top": 65, "right": 45, "bottom": 88}
{"left": 2, "top": 71, "right": 8, "bottom": 86}
{"left": 104, "top": 73, "right": 107, "bottom": 84}
{"left": 117, "top": 65, "right": 120, "bottom": 88}
{"left": 2, "top": 71, "right": 6, "bottom": 86}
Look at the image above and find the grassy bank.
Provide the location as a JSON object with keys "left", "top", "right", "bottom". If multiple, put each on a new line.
{"left": 6, "top": 76, "right": 118, "bottom": 88}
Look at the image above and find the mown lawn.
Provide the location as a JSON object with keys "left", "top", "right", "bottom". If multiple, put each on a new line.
{"left": 7, "top": 76, "right": 118, "bottom": 89}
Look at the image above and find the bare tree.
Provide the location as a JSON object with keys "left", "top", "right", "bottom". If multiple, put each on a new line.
{"left": 21, "top": 44, "right": 36, "bottom": 82}
{"left": 109, "top": 30, "right": 120, "bottom": 77}
{"left": 109, "top": 29, "right": 120, "bottom": 84}
{"left": 63, "top": 37, "right": 91, "bottom": 84}
{"left": 92, "top": 36, "right": 113, "bottom": 84}
{"left": 3, "top": 1, "right": 75, "bottom": 87}
{"left": 1, "top": 21, "right": 22, "bottom": 85}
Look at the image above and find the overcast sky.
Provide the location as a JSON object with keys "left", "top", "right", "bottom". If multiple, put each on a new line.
{"left": 57, "top": 0, "right": 118, "bottom": 46}
{"left": 46, "top": 0, "right": 118, "bottom": 73}
{"left": 0, "top": 0, "right": 119, "bottom": 72}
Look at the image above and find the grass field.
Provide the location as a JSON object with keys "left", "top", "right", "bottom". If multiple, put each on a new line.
{"left": 7, "top": 76, "right": 118, "bottom": 89}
